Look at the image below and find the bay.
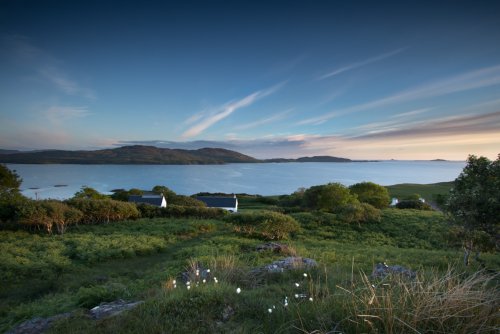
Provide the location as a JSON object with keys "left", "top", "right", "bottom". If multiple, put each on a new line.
{"left": 8, "top": 161, "right": 465, "bottom": 200}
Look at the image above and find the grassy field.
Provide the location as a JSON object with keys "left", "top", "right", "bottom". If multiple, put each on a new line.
{"left": 386, "top": 181, "right": 453, "bottom": 201}
{"left": 1, "top": 202, "right": 499, "bottom": 333}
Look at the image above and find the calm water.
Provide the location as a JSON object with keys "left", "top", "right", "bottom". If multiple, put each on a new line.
{"left": 8, "top": 161, "right": 465, "bottom": 200}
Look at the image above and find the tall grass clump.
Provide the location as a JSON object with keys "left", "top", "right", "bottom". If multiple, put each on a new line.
{"left": 339, "top": 269, "right": 499, "bottom": 333}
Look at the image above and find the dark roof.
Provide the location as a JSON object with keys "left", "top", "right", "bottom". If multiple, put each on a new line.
{"left": 195, "top": 196, "right": 237, "bottom": 208}
{"left": 129, "top": 195, "right": 165, "bottom": 206}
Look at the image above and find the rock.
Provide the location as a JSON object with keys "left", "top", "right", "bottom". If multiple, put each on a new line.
{"left": 371, "top": 263, "right": 416, "bottom": 279}
{"left": 221, "top": 305, "right": 234, "bottom": 322}
{"left": 89, "top": 299, "right": 144, "bottom": 320}
{"left": 256, "top": 242, "right": 294, "bottom": 255}
{"left": 6, "top": 313, "right": 72, "bottom": 334}
{"left": 252, "top": 257, "right": 317, "bottom": 274}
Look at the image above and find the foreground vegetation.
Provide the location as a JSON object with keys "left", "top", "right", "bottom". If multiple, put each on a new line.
{"left": 1, "top": 208, "right": 498, "bottom": 333}
{"left": 0, "top": 156, "right": 498, "bottom": 333}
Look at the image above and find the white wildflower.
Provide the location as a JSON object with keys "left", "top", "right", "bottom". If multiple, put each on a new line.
{"left": 206, "top": 269, "right": 210, "bottom": 273}
{"left": 187, "top": 285, "right": 191, "bottom": 290}
{"left": 309, "top": 297, "right": 313, "bottom": 302}
{"left": 173, "top": 279, "right": 176, "bottom": 284}
{"left": 268, "top": 308, "right": 272, "bottom": 313}
{"left": 203, "top": 279, "right": 206, "bottom": 283}
{"left": 236, "top": 287, "right": 241, "bottom": 294}
{"left": 294, "top": 294, "right": 299, "bottom": 298}
{"left": 295, "top": 283, "right": 300, "bottom": 287}
{"left": 303, "top": 273, "right": 308, "bottom": 277}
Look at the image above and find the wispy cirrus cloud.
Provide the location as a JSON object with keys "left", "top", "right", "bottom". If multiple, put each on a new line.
{"left": 44, "top": 106, "right": 90, "bottom": 125}
{"left": 1, "top": 34, "right": 96, "bottom": 100}
{"left": 39, "top": 67, "right": 96, "bottom": 100}
{"left": 299, "top": 64, "right": 500, "bottom": 125}
{"left": 318, "top": 48, "right": 406, "bottom": 80}
{"left": 233, "top": 109, "right": 293, "bottom": 131}
{"left": 181, "top": 82, "right": 285, "bottom": 138}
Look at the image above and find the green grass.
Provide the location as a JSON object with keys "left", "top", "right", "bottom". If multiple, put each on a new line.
{"left": 386, "top": 181, "right": 453, "bottom": 201}
{"left": 1, "top": 208, "right": 498, "bottom": 333}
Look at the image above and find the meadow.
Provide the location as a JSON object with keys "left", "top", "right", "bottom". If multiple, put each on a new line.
{"left": 1, "top": 191, "right": 498, "bottom": 333}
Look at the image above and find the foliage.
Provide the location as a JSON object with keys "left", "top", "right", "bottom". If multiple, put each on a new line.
{"left": 0, "top": 164, "right": 22, "bottom": 190}
{"left": 151, "top": 185, "right": 177, "bottom": 202}
{"left": 66, "top": 198, "right": 140, "bottom": 224}
{"left": 396, "top": 199, "right": 432, "bottom": 210}
{"left": 170, "top": 195, "right": 206, "bottom": 207}
{"left": 349, "top": 181, "right": 390, "bottom": 208}
{"left": 137, "top": 204, "right": 226, "bottom": 219}
{"left": 302, "top": 183, "right": 357, "bottom": 212}
{"left": 15, "top": 200, "right": 82, "bottom": 234}
{"left": 447, "top": 154, "right": 500, "bottom": 264}
{"left": 225, "top": 211, "right": 300, "bottom": 240}
{"left": 0, "top": 164, "right": 26, "bottom": 222}
{"left": 336, "top": 202, "right": 382, "bottom": 224}
{"left": 72, "top": 186, "right": 107, "bottom": 200}
{"left": 111, "top": 188, "right": 144, "bottom": 201}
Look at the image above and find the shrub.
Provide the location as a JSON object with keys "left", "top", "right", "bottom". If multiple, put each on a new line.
{"left": 137, "top": 204, "right": 227, "bottom": 219}
{"left": 349, "top": 182, "right": 390, "bottom": 209}
{"left": 337, "top": 202, "right": 382, "bottom": 224}
{"left": 396, "top": 200, "right": 432, "bottom": 210}
{"left": 225, "top": 211, "right": 300, "bottom": 240}
{"left": 66, "top": 198, "right": 140, "bottom": 224}
{"left": 303, "top": 183, "right": 357, "bottom": 212}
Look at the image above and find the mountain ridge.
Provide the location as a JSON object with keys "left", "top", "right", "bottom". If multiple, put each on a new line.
{"left": 0, "top": 145, "right": 353, "bottom": 164}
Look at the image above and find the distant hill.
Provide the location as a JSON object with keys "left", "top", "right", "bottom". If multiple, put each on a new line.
{"left": 0, "top": 149, "right": 21, "bottom": 155}
{"left": 0, "top": 145, "right": 358, "bottom": 164}
{"left": 0, "top": 145, "right": 260, "bottom": 164}
{"left": 265, "top": 155, "right": 352, "bottom": 163}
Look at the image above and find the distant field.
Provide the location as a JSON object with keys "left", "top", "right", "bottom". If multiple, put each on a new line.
{"left": 386, "top": 181, "right": 453, "bottom": 201}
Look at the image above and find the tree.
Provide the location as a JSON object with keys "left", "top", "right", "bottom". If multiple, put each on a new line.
{"left": 0, "top": 164, "right": 26, "bottom": 222}
{"left": 152, "top": 185, "right": 176, "bottom": 202}
{"left": 303, "top": 183, "right": 357, "bottom": 212}
{"left": 73, "top": 186, "right": 107, "bottom": 200}
{"left": 447, "top": 154, "right": 499, "bottom": 266}
{"left": 349, "top": 182, "right": 390, "bottom": 209}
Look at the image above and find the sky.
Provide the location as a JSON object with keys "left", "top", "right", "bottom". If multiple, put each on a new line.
{"left": 0, "top": 0, "right": 499, "bottom": 160}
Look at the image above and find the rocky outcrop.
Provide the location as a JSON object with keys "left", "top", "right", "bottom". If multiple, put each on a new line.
{"left": 371, "top": 263, "right": 416, "bottom": 279}
{"left": 6, "top": 313, "right": 72, "bottom": 334}
{"left": 252, "top": 256, "right": 317, "bottom": 274}
{"left": 89, "top": 299, "right": 144, "bottom": 320}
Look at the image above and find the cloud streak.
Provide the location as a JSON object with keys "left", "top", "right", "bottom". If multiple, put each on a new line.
{"left": 318, "top": 48, "right": 406, "bottom": 80}
{"left": 44, "top": 106, "right": 90, "bottom": 125}
{"left": 299, "top": 64, "right": 500, "bottom": 125}
{"left": 2, "top": 34, "right": 95, "bottom": 100}
{"left": 181, "top": 83, "right": 284, "bottom": 138}
{"left": 233, "top": 109, "right": 292, "bottom": 130}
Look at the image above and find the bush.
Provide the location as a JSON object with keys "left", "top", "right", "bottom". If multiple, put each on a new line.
{"left": 349, "top": 182, "right": 390, "bottom": 209}
{"left": 137, "top": 204, "right": 227, "bottom": 219}
{"left": 396, "top": 200, "right": 432, "bottom": 210}
{"left": 225, "top": 211, "right": 300, "bottom": 240}
{"left": 303, "top": 183, "right": 357, "bottom": 212}
{"left": 66, "top": 198, "right": 140, "bottom": 224}
{"left": 337, "top": 202, "right": 382, "bottom": 224}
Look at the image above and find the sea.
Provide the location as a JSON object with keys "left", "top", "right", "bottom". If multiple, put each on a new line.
{"left": 8, "top": 160, "right": 466, "bottom": 200}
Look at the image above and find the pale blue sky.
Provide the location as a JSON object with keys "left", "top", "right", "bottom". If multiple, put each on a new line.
{"left": 1, "top": 0, "right": 499, "bottom": 159}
